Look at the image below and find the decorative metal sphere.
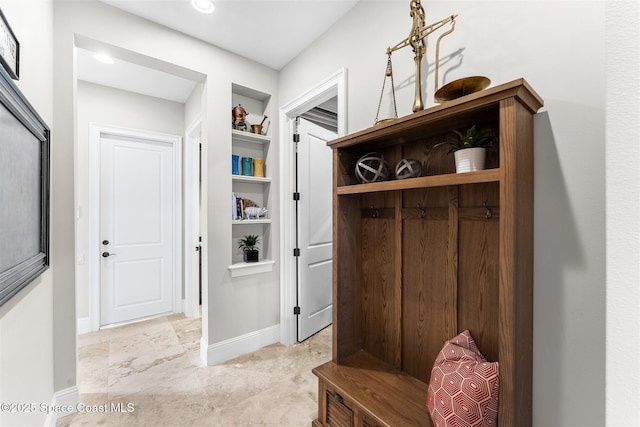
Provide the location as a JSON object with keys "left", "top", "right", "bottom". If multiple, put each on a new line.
{"left": 355, "top": 152, "right": 390, "bottom": 184}
{"left": 395, "top": 158, "right": 423, "bottom": 179}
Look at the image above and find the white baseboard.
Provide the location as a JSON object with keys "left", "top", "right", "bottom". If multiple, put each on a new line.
{"left": 43, "top": 386, "right": 79, "bottom": 427}
{"left": 77, "top": 316, "right": 91, "bottom": 335}
{"left": 201, "top": 324, "right": 280, "bottom": 366}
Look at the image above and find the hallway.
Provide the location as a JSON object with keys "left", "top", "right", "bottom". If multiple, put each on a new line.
{"left": 57, "top": 314, "right": 331, "bottom": 426}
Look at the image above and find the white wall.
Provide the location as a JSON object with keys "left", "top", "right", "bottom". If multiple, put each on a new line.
{"left": 280, "top": 1, "right": 607, "bottom": 425}
{"left": 185, "top": 83, "right": 204, "bottom": 130}
{"left": 75, "top": 81, "right": 186, "bottom": 323}
{"left": 606, "top": 2, "right": 640, "bottom": 426}
{"left": 54, "top": 0, "right": 280, "bottom": 357}
{"left": 0, "top": 1, "right": 57, "bottom": 426}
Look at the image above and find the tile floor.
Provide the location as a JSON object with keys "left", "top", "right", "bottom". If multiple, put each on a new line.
{"left": 57, "top": 314, "right": 331, "bottom": 426}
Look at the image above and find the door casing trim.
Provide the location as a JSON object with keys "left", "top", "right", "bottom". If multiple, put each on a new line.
{"left": 184, "top": 117, "right": 201, "bottom": 319}
{"left": 88, "top": 123, "right": 183, "bottom": 331}
{"left": 279, "top": 68, "right": 347, "bottom": 345}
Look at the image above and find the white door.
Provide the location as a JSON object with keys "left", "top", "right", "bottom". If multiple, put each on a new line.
{"left": 296, "top": 118, "right": 336, "bottom": 341}
{"left": 100, "top": 134, "right": 176, "bottom": 326}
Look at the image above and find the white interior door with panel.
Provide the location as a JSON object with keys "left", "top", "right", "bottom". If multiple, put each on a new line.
{"left": 296, "top": 118, "right": 336, "bottom": 341}
{"left": 100, "top": 132, "right": 179, "bottom": 326}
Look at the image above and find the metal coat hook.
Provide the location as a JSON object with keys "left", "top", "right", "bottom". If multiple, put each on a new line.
{"left": 371, "top": 206, "right": 380, "bottom": 218}
{"left": 484, "top": 201, "right": 493, "bottom": 219}
{"left": 418, "top": 204, "right": 426, "bottom": 218}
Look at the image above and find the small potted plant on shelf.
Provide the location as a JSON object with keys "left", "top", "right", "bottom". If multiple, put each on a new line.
{"left": 238, "top": 234, "right": 260, "bottom": 263}
{"left": 434, "top": 124, "right": 493, "bottom": 173}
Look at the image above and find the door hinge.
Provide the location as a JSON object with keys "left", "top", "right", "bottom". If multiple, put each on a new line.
{"left": 293, "top": 133, "right": 300, "bottom": 143}
{"left": 293, "top": 248, "right": 300, "bottom": 257}
{"left": 293, "top": 306, "right": 301, "bottom": 315}
{"left": 293, "top": 192, "right": 300, "bottom": 201}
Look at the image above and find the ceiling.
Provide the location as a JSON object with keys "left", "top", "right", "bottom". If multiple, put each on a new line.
{"left": 77, "top": 0, "right": 359, "bottom": 102}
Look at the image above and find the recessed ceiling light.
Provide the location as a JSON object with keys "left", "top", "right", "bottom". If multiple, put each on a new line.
{"left": 93, "top": 53, "right": 114, "bottom": 64}
{"left": 191, "top": 0, "right": 215, "bottom": 14}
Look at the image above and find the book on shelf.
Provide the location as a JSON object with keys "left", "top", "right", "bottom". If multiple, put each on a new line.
{"left": 232, "top": 193, "right": 263, "bottom": 221}
{"left": 232, "top": 192, "right": 244, "bottom": 220}
{"left": 232, "top": 192, "right": 237, "bottom": 220}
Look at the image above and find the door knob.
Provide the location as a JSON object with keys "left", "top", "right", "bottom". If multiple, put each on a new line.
{"left": 102, "top": 252, "right": 116, "bottom": 258}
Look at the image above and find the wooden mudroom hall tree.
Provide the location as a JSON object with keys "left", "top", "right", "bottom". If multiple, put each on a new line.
{"left": 312, "top": 79, "right": 543, "bottom": 427}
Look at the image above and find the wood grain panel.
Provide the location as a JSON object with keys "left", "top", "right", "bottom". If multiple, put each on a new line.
{"left": 498, "top": 98, "right": 535, "bottom": 427}
{"left": 316, "top": 381, "right": 328, "bottom": 425}
{"left": 334, "top": 194, "right": 362, "bottom": 361}
{"left": 445, "top": 186, "right": 459, "bottom": 342}
{"left": 401, "top": 131, "right": 454, "bottom": 176}
{"left": 336, "top": 149, "right": 358, "bottom": 187}
{"left": 402, "top": 218, "right": 450, "bottom": 383}
{"left": 337, "top": 169, "right": 500, "bottom": 195}
{"left": 457, "top": 183, "right": 500, "bottom": 361}
{"left": 326, "top": 389, "right": 354, "bottom": 426}
{"left": 499, "top": 97, "right": 518, "bottom": 427}
{"left": 360, "top": 209, "right": 397, "bottom": 366}
{"left": 513, "top": 100, "right": 535, "bottom": 427}
{"left": 458, "top": 182, "right": 500, "bottom": 208}
{"left": 393, "top": 191, "right": 403, "bottom": 370}
{"left": 401, "top": 188, "right": 452, "bottom": 383}
{"left": 457, "top": 219, "right": 500, "bottom": 361}
{"left": 334, "top": 146, "right": 364, "bottom": 361}
{"left": 314, "top": 353, "right": 432, "bottom": 427}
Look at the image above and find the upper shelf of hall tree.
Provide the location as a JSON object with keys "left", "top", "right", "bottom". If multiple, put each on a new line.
{"left": 328, "top": 78, "right": 543, "bottom": 151}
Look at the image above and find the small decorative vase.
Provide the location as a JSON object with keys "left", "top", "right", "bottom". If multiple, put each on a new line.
{"left": 253, "top": 158, "right": 264, "bottom": 177}
{"left": 231, "top": 155, "right": 239, "bottom": 175}
{"left": 241, "top": 157, "right": 253, "bottom": 176}
{"left": 243, "top": 250, "right": 259, "bottom": 263}
{"left": 454, "top": 148, "right": 486, "bottom": 173}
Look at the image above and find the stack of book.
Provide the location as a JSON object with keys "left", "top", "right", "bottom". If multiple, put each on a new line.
{"left": 232, "top": 193, "right": 259, "bottom": 220}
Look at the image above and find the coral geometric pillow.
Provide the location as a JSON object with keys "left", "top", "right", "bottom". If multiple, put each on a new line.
{"left": 426, "top": 330, "right": 499, "bottom": 427}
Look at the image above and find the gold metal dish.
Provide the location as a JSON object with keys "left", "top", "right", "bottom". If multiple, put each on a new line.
{"left": 374, "top": 118, "right": 397, "bottom": 126}
{"left": 434, "top": 76, "right": 490, "bottom": 102}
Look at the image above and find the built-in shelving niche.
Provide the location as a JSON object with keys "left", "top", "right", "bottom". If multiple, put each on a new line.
{"left": 229, "top": 84, "right": 274, "bottom": 277}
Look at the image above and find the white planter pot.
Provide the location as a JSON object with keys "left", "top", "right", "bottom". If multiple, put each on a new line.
{"left": 454, "top": 147, "right": 486, "bottom": 173}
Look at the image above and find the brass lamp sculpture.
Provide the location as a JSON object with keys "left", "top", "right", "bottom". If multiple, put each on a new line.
{"left": 375, "top": 0, "right": 491, "bottom": 124}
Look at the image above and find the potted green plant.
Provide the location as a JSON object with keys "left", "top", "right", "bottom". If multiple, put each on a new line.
{"left": 238, "top": 234, "right": 260, "bottom": 263}
{"left": 434, "top": 125, "right": 493, "bottom": 173}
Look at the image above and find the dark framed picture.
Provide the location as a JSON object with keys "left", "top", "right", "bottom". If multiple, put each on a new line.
{"left": 0, "top": 62, "right": 49, "bottom": 307}
{"left": 0, "top": 8, "right": 19, "bottom": 80}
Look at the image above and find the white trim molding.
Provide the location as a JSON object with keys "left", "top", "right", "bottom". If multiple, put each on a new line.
{"left": 184, "top": 117, "right": 202, "bottom": 319}
{"left": 43, "top": 386, "right": 79, "bottom": 427}
{"left": 201, "top": 324, "right": 280, "bottom": 366}
{"left": 77, "top": 316, "right": 91, "bottom": 335}
{"left": 279, "top": 68, "right": 347, "bottom": 345}
{"left": 228, "top": 259, "right": 275, "bottom": 278}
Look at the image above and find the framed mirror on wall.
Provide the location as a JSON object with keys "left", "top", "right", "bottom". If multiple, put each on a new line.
{"left": 0, "top": 63, "right": 50, "bottom": 307}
